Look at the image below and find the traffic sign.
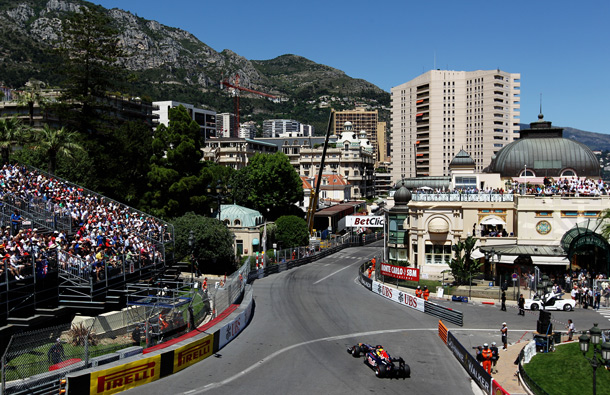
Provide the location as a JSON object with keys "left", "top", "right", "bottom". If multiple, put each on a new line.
{"left": 512, "top": 273, "right": 518, "bottom": 281}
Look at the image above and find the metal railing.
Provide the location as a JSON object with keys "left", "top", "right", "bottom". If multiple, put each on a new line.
{"left": 412, "top": 193, "right": 514, "bottom": 202}
{"left": 1, "top": 279, "right": 211, "bottom": 394}
{"left": 518, "top": 347, "right": 550, "bottom": 395}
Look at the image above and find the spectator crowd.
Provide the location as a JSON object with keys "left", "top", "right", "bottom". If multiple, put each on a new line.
{"left": 0, "top": 164, "right": 172, "bottom": 284}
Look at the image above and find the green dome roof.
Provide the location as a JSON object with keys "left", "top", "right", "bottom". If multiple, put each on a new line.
{"left": 220, "top": 204, "right": 264, "bottom": 227}
{"left": 450, "top": 149, "right": 475, "bottom": 168}
{"left": 485, "top": 115, "right": 600, "bottom": 178}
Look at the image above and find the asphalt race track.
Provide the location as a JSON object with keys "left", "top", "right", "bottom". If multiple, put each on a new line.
{"left": 124, "top": 244, "right": 475, "bottom": 395}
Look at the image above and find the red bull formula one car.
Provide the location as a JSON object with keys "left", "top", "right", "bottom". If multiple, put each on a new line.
{"left": 347, "top": 343, "right": 410, "bottom": 379}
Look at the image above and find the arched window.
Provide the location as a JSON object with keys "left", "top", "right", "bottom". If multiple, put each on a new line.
{"left": 234, "top": 219, "right": 241, "bottom": 226}
{"left": 561, "top": 169, "right": 577, "bottom": 177}
{"left": 520, "top": 169, "right": 535, "bottom": 177}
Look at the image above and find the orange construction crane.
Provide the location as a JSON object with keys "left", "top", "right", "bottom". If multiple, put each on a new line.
{"left": 220, "top": 74, "right": 277, "bottom": 136}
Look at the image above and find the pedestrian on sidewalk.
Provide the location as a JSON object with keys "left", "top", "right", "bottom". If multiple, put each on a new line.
{"left": 501, "top": 322, "right": 508, "bottom": 350}
{"left": 518, "top": 294, "right": 525, "bottom": 316}
{"left": 501, "top": 291, "right": 506, "bottom": 311}
{"left": 566, "top": 319, "right": 575, "bottom": 341}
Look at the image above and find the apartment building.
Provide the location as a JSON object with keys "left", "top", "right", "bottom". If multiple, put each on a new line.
{"left": 391, "top": 69, "right": 520, "bottom": 182}
{"left": 298, "top": 124, "right": 375, "bottom": 199}
{"left": 202, "top": 138, "right": 278, "bottom": 170}
{"left": 153, "top": 101, "right": 216, "bottom": 141}
{"left": 263, "top": 119, "right": 300, "bottom": 137}
{"left": 332, "top": 107, "right": 382, "bottom": 165}
{"left": 216, "top": 113, "right": 238, "bottom": 138}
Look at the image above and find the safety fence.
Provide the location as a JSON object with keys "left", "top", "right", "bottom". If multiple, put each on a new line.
{"left": 517, "top": 342, "right": 550, "bottom": 395}
{"left": 357, "top": 263, "right": 464, "bottom": 326}
{"left": 439, "top": 323, "right": 509, "bottom": 395}
{"left": 0, "top": 276, "right": 214, "bottom": 395}
{"left": 247, "top": 232, "right": 381, "bottom": 279}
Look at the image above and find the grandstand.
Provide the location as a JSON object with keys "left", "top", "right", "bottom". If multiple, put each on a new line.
{"left": 0, "top": 164, "right": 174, "bottom": 351}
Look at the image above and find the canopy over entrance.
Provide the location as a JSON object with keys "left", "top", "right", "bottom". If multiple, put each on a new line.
{"left": 560, "top": 219, "right": 610, "bottom": 274}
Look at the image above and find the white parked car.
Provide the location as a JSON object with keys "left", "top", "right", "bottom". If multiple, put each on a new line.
{"left": 524, "top": 292, "right": 575, "bottom": 311}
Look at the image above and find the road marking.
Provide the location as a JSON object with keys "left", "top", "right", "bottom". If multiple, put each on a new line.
{"left": 313, "top": 261, "right": 361, "bottom": 285}
{"left": 182, "top": 328, "right": 435, "bottom": 394}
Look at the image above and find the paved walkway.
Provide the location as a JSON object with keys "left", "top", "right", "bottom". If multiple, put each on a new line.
{"left": 493, "top": 339, "right": 528, "bottom": 394}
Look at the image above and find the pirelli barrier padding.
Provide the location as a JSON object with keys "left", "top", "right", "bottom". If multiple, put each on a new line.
{"left": 65, "top": 285, "right": 254, "bottom": 395}
{"left": 358, "top": 263, "right": 463, "bottom": 327}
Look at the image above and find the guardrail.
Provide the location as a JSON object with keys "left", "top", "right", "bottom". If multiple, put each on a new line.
{"left": 424, "top": 300, "right": 463, "bottom": 326}
{"left": 357, "top": 263, "right": 463, "bottom": 326}
{"left": 440, "top": 325, "right": 509, "bottom": 395}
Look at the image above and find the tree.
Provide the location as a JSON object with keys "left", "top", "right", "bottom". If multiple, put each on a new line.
{"left": 172, "top": 212, "right": 236, "bottom": 275}
{"left": 55, "top": 6, "right": 126, "bottom": 132}
{"left": 16, "top": 79, "right": 48, "bottom": 127}
{"left": 0, "top": 116, "right": 28, "bottom": 164}
{"left": 231, "top": 152, "right": 303, "bottom": 220}
{"left": 143, "top": 105, "right": 205, "bottom": 218}
{"left": 274, "top": 215, "right": 309, "bottom": 249}
{"left": 29, "top": 124, "right": 84, "bottom": 174}
{"left": 600, "top": 209, "right": 610, "bottom": 240}
{"left": 448, "top": 236, "right": 482, "bottom": 285}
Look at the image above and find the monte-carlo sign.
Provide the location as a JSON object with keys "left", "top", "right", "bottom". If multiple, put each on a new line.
{"left": 346, "top": 215, "right": 385, "bottom": 228}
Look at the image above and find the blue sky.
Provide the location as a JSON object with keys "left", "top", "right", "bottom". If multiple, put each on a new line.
{"left": 94, "top": 0, "right": 610, "bottom": 134}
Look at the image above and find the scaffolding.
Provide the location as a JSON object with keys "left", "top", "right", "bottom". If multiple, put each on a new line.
{"left": 126, "top": 280, "right": 209, "bottom": 347}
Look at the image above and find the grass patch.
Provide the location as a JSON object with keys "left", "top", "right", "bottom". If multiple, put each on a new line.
{"left": 524, "top": 342, "right": 610, "bottom": 395}
{"left": 380, "top": 277, "right": 456, "bottom": 295}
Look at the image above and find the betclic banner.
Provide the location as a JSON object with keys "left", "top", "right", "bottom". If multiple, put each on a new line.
{"left": 346, "top": 215, "right": 384, "bottom": 228}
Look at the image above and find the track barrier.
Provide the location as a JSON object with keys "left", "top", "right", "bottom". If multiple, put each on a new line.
{"left": 358, "top": 263, "right": 463, "bottom": 326}
{"left": 439, "top": 321, "right": 510, "bottom": 395}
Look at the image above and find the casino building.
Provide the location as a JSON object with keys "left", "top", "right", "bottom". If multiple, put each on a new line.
{"left": 392, "top": 114, "right": 610, "bottom": 283}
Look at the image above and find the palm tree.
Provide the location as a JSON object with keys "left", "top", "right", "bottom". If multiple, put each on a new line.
{"left": 30, "top": 124, "right": 84, "bottom": 174}
{"left": 16, "top": 80, "right": 48, "bottom": 127}
{"left": 600, "top": 209, "right": 610, "bottom": 240}
{"left": 0, "top": 116, "right": 28, "bottom": 164}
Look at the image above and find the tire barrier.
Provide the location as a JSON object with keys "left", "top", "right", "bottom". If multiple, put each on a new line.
{"left": 62, "top": 286, "right": 254, "bottom": 395}
{"left": 358, "top": 264, "right": 463, "bottom": 326}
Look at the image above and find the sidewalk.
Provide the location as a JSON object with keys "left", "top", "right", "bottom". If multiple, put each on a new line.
{"left": 493, "top": 340, "right": 528, "bottom": 395}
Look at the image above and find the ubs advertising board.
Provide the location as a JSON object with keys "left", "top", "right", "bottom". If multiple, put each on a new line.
{"left": 371, "top": 280, "right": 424, "bottom": 312}
{"left": 218, "top": 297, "right": 254, "bottom": 349}
{"left": 90, "top": 355, "right": 161, "bottom": 395}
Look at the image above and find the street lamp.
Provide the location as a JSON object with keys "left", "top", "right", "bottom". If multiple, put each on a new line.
{"left": 206, "top": 179, "right": 232, "bottom": 222}
{"left": 188, "top": 230, "right": 194, "bottom": 283}
{"left": 579, "top": 323, "right": 610, "bottom": 395}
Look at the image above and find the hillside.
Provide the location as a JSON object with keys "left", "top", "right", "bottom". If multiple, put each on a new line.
{"left": 0, "top": 0, "right": 389, "bottom": 133}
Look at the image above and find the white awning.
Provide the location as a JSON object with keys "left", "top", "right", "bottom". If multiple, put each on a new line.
{"left": 480, "top": 216, "right": 506, "bottom": 226}
{"left": 471, "top": 248, "right": 485, "bottom": 260}
{"left": 531, "top": 256, "right": 570, "bottom": 266}
{"left": 497, "top": 255, "right": 519, "bottom": 264}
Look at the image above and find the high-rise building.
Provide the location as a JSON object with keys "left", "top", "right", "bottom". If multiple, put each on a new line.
{"left": 332, "top": 108, "right": 381, "bottom": 164}
{"left": 263, "top": 119, "right": 301, "bottom": 137}
{"left": 217, "top": 113, "right": 238, "bottom": 138}
{"left": 153, "top": 101, "right": 216, "bottom": 140}
{"left": 390, "top": 69, "right": 520, "bottom": 182}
